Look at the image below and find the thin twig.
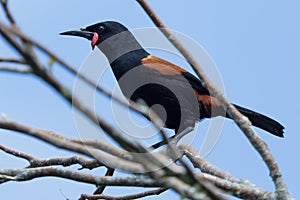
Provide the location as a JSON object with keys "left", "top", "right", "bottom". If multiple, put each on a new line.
{"left": 0, "top": 66, "right": 32, "bottom": 74}
{"left": 93, "top": 168, "right": 115, "bottom": 195}
{"left": 0, "top": 144, "right": 34, "bottom": 161}
{"left": 72, "top": 140, "right": 134, "bottom": 161}
{"left": 178, "top": 144, "right": 239, "bottom": 182}
{"left": 0, "top": 57, "right": 25, "bottom": 64}
{"left": 0, "top": 144, "right": 101, "bottom": 169}
{"left": 1, "top": 0, "right": 16, "bottom": 24}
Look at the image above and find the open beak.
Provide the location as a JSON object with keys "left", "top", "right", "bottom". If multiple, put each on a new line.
{"left": 60, "top": 29, "right": 94, "bottom": 40}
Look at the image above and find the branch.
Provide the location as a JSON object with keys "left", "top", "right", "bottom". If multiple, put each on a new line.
{"left": 81, "top": 188, "right": 168, "bottom": 200}
{"left": 178, "top": 144, "right": 239, "bottom": 182}
{"left": 0, "top": 144, "right": 101, "bottom": 169}
{"left": 136, "top": 1, "right": 292, "bottom": 199}
{"left": 0, "top": 119, "right": 189, "bottom": 177}
{"left": 0, "top": 57, "right": 25, "bottom": 64}
{"left": 0, "top": 142, "right": 273, "bottom": 199}
{"left": 0, "top": 121, "right": 273, "bottom": 199}
{"left": 0, "top": 119, "right": 228, "bottom": 199}
{"left": 1, "top": 0, "right": 16, "bottom": 24}
{"left": 0, "top": 167, "right": 158, "bottom": 186}
{"left": 0, "top": 166, "right": 222, "bottom": 200}
{"left": 0, "top": 144, "right": 34, "bottom": 161}
{"left": 162, "top": 176, "right": 225, "bottom": 200}
{"left": 196, "top": 173, "right": 274, "bottom": 200}
{"left": 30, "top": 156, "right": 101, "bottom": 169}
{"left": 0, "top": 119, "right": 149, "bottom": 173}
{"left": 0, "top": 66, "right": 32, "bottom": 74}
{"left": 162, "top": 145, "right": 273, "bottom": 199}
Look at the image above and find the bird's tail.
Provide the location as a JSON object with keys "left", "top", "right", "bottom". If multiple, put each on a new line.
{"left": 229, "top": 104, "right": 284, "bottom": 137}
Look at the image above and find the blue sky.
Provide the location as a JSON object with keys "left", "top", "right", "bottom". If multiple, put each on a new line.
{"left": 0, "top": 1, "right": 299, "bottom": 199}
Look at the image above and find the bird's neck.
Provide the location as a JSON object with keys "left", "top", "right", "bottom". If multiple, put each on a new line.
{"left": 97, "top": 31, "right": 146, "bottom": 64}
{"left": 109, "top": 48, "right": 149, "bottom": 81}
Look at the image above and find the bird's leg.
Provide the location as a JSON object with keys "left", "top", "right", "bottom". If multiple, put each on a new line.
{"left": 150, "top": 135, "right": 175, "bottom": 149}
{"left": 169, "top": 126, "right": 194, "bottom": 146}
{"left": 149, "top": 126, "right": 194, "bottom": 149}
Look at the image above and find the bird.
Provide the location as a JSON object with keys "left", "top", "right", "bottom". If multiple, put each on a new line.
{"left": 60, "top": 21, "right": 284, "bottom": 146}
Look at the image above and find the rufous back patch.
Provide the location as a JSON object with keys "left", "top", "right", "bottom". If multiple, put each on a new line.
{"left": 141, "top": 55, "right": 187, "bottom": 75}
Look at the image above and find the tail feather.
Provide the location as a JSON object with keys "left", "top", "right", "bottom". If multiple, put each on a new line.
{"left": 231, "top": 104, "right": 285, "bottom": 137}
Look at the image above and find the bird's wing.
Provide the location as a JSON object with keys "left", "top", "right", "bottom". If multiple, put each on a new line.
{"left": 141, "top": 55, "right": 210, "bottom": 95}
{"left": 141, "top": 55, "right": 224, "bottom": 117}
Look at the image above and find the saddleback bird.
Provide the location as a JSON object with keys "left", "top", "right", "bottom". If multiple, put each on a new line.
{"left": 60, "top": 21, "right": 284, "bottom": 145}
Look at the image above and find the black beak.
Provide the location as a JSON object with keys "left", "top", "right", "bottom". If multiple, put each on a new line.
{"left": 60, "top": 29, "right": 94, "bottom": 40}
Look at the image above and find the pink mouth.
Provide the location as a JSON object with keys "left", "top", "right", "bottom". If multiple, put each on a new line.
{"left": 91, "top": 32, "right": 99, "bottom": 50}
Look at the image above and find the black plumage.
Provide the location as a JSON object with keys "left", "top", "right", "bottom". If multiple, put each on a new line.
{"left": 60, "top": 21, "right": 284, "bottom": 138}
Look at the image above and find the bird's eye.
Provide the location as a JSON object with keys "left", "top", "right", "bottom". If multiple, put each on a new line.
{"left": 98, "top": 26, "right": 105, "bottom": 32}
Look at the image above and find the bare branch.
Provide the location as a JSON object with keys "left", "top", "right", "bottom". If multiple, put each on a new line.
{"left": 0, "top": 144, "right": 101, "bottom": 169}
{"left": 74, "top": 140, "right": 133, "bottom": 161}
{"left": 1, "top": 0, "right": 16, "bottom": 24}
{"left": 0, "top": 119, "right": 227, "bottom": 199}
{"left": 178, "top": 144, "right": 239, "bottom": 182}
{"left": 81, "top": 188, "right": 168, "bottom": 200}
{"left": 1, "top": 140, "right": 269, "bottom": 199}
{"left": 31, "top": 156, "right": 101, "bottom": 169}
{"left": 196, "top": 173, "right": 274, "bottom": 200}
{"left": 162, "top": 176, "right": 226, "bottom": 200}
{"left": 0, "top": 144, "right": 34, "bottom": 161}
{"left": 0, "top": 66, "right": 32, "bottom": 74}
{"left": 159, "top": 144, "right": 274, "bottom": 199}
{"left": 0, "top": 57, "right": 25, "bottom": 64}
{"left": 0, "top": 167, "right": 158, "bottom": 186}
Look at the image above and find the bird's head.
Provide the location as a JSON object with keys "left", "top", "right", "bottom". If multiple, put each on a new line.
{"left": 60, "top": 21, "right": 129, "bottom": 50}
